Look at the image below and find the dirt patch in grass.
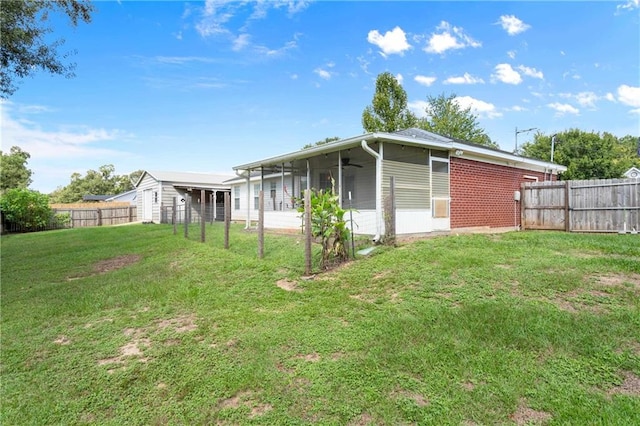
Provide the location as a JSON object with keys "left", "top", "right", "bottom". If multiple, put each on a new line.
{"left": 296, "top": 353, "right": 320, "bottom": 362}
{"left": 54, "top": 336, "right": 71, "bottom": 345}
{"left": 94, "top": 254, "right": 142, "bottom": 274}
{"left": 218, "top": 390, "right": 272, "bottom": 419}
{"left": 97, "top": 313, "right": 197, "bottom": 372}
{"left": 276, "top": 279, "right": 300, "bottom": 292}
{"left": 392, "top": 389, "right": 429, "bottom": 407}
{"left": 157, "top": 314, "right": 197, "bottom": 333}
{"left": 67, "top": 254, "right": 142, "bottom": 280}
{"left": 510, "top": 399, "right": 552, "bottom": 425}
{"left": 595, "top": 273, "right": 640, "bottom": 289}
{"left": 348, "top": 413, "right": 374, "bottom": 426}
{"left": 608, "top": 371, "right": 640, "bottom": 396}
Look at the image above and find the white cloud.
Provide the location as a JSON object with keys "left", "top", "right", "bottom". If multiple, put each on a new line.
{"left": 492, "top": 63, "right": 522, "bottom": 85}
{"left": 232, "top": 33, "right": 251, "bottom": 51}
{"left": 414, "top": 75, "right": 437, "bottom": 87}
{"left": 547, "top": 102, "right": 579, "bottom": 116}
{"left": 497, "top": 15, "right": 531, "bottom": 35}
{"left": 407, "top": 100, "right": 430, "bottom": 118}
{"left": 575, "top": 92, "right": 599, "bottom": 108}
{"left": 0, "top": 101, "right": 131, "bottom": 160}
{"left": 424, "top": 21, "right": 481, "bottom": 54}
{"left": 517, "top": 65, "right": 544, "bottom": 79}
{"left": 509, "top": 105, "right": 528, "bottom": 112}
{"left": 253, "top": 39, "right": 297, "bottom": 57}
{"left": 617, "top": 0, "right": 639, "bottom": 11}
{"left": 367, "top": 26, "right": 411, "bottom": 57}
{"left": 290, "top": 73, "right": 298, "bottom": 80}
{"left": 195, "top": 0, "right": 308, "bottom": 56}
{"left": 444, "top": 72, "right": 484, "bottom": 85}
{"left": 507, "top": 50, "right": 516, "bottom": 59}
{"left": 605, "top": 92, "right": 615, "bottom": 102}
{"left": 395, "top": 73, "right": 404, "bottom": 85}
{"left": 630, "top": 108, "right": 640, "bottom": 115}
{"left": 454, "top": 96, "right": 502, "bottom": 119}
{"left": 314, "top": 68, "right": 332, "bottom": 80}
{"left": 617, "top": 84, "right": 640, "bottom": 107}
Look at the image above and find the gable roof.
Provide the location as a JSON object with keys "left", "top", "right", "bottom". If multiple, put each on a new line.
{"left": 624, "top": 167, "right": 640, "bottom": 178}
{"left": 135, "top": 170, "right": 234, "bottom": 188}
{"left": 232, "top": 128, "right": 567, "bottom": 175}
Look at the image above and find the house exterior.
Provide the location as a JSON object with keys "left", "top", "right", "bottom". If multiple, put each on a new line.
{"left": 623, "top": 167, "right": 640, "bottom": 179}
{"left": 135, "top": 171, "right": 233, "bottom": 223}
{"left": 229, "top": 128, "right": 567, "bottom": 239}
{"left": 106, "top": 189, "right": 137, "bottom": 205}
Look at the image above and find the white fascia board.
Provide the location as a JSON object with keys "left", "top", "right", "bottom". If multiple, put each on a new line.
{"left": 226, "top": 172, "right": 292, "bottom": 185}
{"left": 233, "top": 133, "right": 378, "bottom": 171}
{"left": 232, "top": 131, "right": 566, "bottom": 174}
{"left": 450, "top": 142, "right": 567, "bottom": 173}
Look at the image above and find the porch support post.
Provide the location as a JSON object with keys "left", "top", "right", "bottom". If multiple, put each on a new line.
{"left": 338, "top": 150, "right": 343, "bottom": 207}
{"left": 213, "top": 190, "right": 217, "bottom": 221}
{"left": 245, "top": 169, "right": 251, "bottom": 229}
{"left": 306, "top": 160, "right": 311, "bottom": 192}
{"left": 281, "top": 163, "right": 285, "bottom": 210}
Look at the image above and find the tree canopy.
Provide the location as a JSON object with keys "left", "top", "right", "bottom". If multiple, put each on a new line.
{"left": 519, "top": 129, "right": 639, "bottom": 180}
{"left": 0, "top": 146, "right": 33, "bottom": 194}
{"left": 49, "top": 165, "right": 140, "bottom": 203}
{"left": 416, "top": 93, "right": 498, "bottom": 149}
{"left": 362, "top": 72, "right": 417, "bottom": 133}
{"left": 0, "top": 0, "right": 94, "bottom": 97}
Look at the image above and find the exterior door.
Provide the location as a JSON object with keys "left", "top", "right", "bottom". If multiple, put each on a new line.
{"left": 143, "top": 189, "right": 153, "bottom": 221}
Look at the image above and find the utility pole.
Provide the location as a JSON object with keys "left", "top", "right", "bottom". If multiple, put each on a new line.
{"left": 515, "top": 127, "right": 538, "bottom": 153}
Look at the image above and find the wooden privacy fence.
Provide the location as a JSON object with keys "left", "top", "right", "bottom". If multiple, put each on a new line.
{"left": 52, "top": 206, "right": 137, "bottom": 228}
{"left": 521, "top": 178, "right": 640, "bottom": 233}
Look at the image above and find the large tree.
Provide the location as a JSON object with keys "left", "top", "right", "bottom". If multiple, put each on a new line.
{"left": 417, "top": 93, "right": 498, "bottom": 149}
{"left": 362, "top": 72, "right": 417, "bottom": 133}
{"left": 520, "top": 129, "right": 638, "bottom": 180}
{"left": 1, "top": 0, "right": 94, "bottom": 98}
{"left": 0, "top": 146, "right": 33, "bottom": 194}
{"left": 49, "top": 164, "right": 136, "bottom": 203}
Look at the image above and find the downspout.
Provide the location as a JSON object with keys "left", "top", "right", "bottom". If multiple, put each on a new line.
{"left": 361, "top": 140, "right": 383, "bottom": 242}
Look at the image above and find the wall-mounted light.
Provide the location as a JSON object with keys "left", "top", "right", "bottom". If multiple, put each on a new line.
{"left": 455, "top": 150, "right": 464, "bottom": 156}
{"left": 154, "top": 191, "right": 158, "bottom": 203}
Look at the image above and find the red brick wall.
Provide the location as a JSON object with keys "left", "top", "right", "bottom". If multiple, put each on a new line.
{"left": 450, "top": 157, "right": 552, "bottom": 229}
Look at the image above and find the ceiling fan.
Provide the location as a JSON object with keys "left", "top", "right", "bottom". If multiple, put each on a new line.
{"left": 341, "top": 158, "right": 363, "bottom": 168}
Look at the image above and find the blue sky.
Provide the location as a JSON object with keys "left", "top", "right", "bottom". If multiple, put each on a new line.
{"left": 2, "top": 0, "right": 639, "bottom": 193}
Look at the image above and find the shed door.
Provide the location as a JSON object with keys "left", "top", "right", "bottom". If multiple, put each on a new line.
{"left": 143, "top": 189, "right": 153, "bottom": 221}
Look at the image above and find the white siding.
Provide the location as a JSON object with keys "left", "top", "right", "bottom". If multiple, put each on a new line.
{"left": 136, "top": 174, "right": 161, "bottom": 222}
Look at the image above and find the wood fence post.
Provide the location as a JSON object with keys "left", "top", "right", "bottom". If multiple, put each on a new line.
{"left": 258, "top": 190, "right": 264, "bottom": 259}
{"left": 200, "top": 189, "right": 206, "bottom": 243}
{"left": 224, "top": 192, "right": 230, "bottom": 249}
{"left": 565, "top": 180, "right": 571, "bottom": 232}
{"left": 184, "top": 196, "right": 189, "bottom": 239}
{"left": 210, "top": 193, "right": 214, "bottom": 225}
{"left": 172, "top": 197, "right": 177, "bottom": 235}
{"left": 304, "top": 189, "right": 312, "bottom": 275}
{"left": 97, "top": 208, "right": 102, "bottom": 226}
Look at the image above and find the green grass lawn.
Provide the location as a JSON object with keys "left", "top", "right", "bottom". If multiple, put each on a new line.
{"left": 1, "top": 224, "right": 639, "bottom": 425}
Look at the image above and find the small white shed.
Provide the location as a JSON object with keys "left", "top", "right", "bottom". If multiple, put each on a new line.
{"left": 135, "top": 171, "right": 233, "bottom": 223}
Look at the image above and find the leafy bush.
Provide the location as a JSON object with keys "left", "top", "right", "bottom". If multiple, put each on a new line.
{"left": 298, "top": 183, "right": 351, "bottom": 269}
{"left": 52, "top": 212, "right": 71, "bottom": 229}
{"left": 0, "top": 188, "right": 52, "bottom": 231}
